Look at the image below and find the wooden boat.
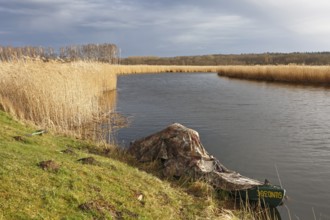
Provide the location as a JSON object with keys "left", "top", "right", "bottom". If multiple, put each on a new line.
{"left": 205, "top": 170, "right": 286, "bottom": 207}
{"left": 233, "top": 182, "right": 286, "bottom": 207}
{"left": 128, "top": 123, "right": 286, "bottom": 208}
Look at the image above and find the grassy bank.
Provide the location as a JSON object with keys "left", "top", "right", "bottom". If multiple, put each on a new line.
{"left": 0, "top": 61, "right": 234, "bottom": 219}
{"left": 0, "top": 110, "right": 239, "bottom": 219}
{"left": 0, "top": 61, "right": 282, "bottom": 219}
{"left": 217, "top": 65, "right": 330, "bottom": 85}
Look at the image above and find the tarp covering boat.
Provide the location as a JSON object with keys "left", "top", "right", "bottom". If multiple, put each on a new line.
{"left": 128, "top": 123, "right": 263, "bottom": 191}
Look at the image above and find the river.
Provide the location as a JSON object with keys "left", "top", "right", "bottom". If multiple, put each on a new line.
{"left": 115, "top": 72, "right": 330, "bottom": 220}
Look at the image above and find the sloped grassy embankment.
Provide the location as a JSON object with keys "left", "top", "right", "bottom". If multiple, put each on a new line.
{"left": 0, "top": 110, "right": 237, "bottom": 219}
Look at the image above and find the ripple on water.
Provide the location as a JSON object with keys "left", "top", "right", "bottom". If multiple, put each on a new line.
{"left": 117, "top": 73, "right": 330, "bottom": 220}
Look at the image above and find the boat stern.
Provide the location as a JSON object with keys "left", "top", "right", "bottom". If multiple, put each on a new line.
{"left": 235, "top": 184, "right": 286, "bottom": 208}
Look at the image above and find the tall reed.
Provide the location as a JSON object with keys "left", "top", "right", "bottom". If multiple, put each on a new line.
{"left": 0, "top": 60, "right": 116, "bottom": 138}
{"left": 5, "top": 62, "right": 330, "bottom": 141}
{"left": 217, "top": 65, "right": 330, "bottom": 85}
{"left": 0, "top": 62, "right": 220, "bottom": 139}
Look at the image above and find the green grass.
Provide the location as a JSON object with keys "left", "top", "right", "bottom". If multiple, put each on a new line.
{"left": 0, "top": 110, "right": 235, "bottom": 220}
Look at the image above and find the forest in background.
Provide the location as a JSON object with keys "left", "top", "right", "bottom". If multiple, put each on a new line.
{"left": 121, "top": 52, "right": 330, "bottom": 66}
{"left": 2, "top": 44, "right": 330, "bottom": 66}
{"left": 0, "top": 43, "right": 119, "bottom": 63}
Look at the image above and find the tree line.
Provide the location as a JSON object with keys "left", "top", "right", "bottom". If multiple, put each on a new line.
{"left": 121, "top": 52, "right": 330, "bottom": 66}
{"left": 0, "top": 43, "right": 119, "bottom": 63}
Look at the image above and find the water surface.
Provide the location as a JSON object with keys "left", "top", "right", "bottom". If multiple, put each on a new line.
{"left": 116, "top": 73, "right": 330, "bottom": 220}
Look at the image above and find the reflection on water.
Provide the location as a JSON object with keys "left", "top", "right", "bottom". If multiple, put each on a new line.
{"left": 100, "top": 90, "right": 117, "bottom": 112}
{"left": 97, "top": 90, "right": 117, "bottom": 143}
{"left": 116, "top": 73, "right": 330, "bottom": 220}
{"left": 100, "top": 90, "right": 130, "bottom": 144}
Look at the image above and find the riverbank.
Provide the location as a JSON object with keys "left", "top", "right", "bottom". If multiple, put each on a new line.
{"left": 0, "top": 61, "right": 236, "bottom": 219}
{"left": 0, "top": 109, "right": 239, "bottom": 219}
{"left": 0, "top": 61, "right": 283, "bottom": 219}
{"left": 217, "top": 65, "right": 330, "bottom": 85}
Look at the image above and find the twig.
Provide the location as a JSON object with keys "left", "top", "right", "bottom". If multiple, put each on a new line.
{"left": 275, "top": 164, "right": 283, "bottom": 188}
{"left": 312, "top": 207, "right": 316, "bottom": 220}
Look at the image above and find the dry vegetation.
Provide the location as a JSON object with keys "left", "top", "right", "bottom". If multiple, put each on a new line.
{"left": 111, "top": 64, "right": 221, "bottom": 74}
{"left": 2, "top": 61, "right": 330, "bottom": 142}
{"left": 0, "top": 61, "right": 220, "bottom": 140}
{"left": 3, "top": 61, "right": 330, "bottom": 142}
{"left": 0, "top": 60, "right": 117, "bottom": 138}
{"left": 218, "top": 65, "right": 330, "bottom": 85}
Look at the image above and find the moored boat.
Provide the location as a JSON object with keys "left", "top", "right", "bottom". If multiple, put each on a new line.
{"left": 233, "top": 182, "right": 286, "bottom": 207}
{"left": 128, "top": 123, "right": 286, "bottom": 208}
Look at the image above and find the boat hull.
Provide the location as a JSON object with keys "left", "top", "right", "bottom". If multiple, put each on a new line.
{"left": 234, "top": 184, "right": 285, "bottom": 207}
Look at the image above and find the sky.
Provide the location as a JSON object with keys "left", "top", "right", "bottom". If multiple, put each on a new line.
{"left": 1, "top": 0, "right": 330, "bottom": 57}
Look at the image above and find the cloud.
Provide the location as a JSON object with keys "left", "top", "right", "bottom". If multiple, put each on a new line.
{"left": 1, "top": 0, "right": 330, "bottom": 55}
{"left": 243, "top": 0, "right": 330, "bottom": 51}
{"left": 169, "top": 14, "right": 252, "bottom": 44}
{"left": 246, "top": 0, "right": 330, "bottom": 35}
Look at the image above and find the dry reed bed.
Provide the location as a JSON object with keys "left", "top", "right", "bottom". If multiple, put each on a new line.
{"left": 4, "top": 62, "right": 329, "bottom": 140}
{"left": 217, "top": 65, "right": 330, "bottom": 84}
{"left": 112, "top": 65, "right": 220, "bottom": 75}
{"left": 0, "top": 61, "right": 116, "bottom": 137}
{"left": 0, "top": 62, "right": 219, "bottom": 139}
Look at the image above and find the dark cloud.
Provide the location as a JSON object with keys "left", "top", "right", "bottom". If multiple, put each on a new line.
{"left": 1, "top": 0, "right": 330, "bottom": 56}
